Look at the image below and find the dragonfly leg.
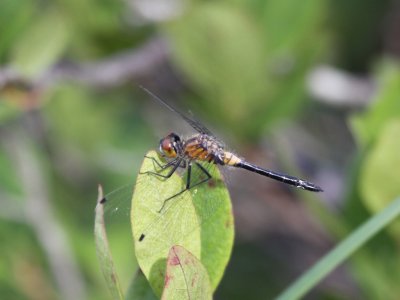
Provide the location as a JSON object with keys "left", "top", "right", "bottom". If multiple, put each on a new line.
{"left": 141, "top": 155, "right": 179, "bottom": 172}
{"left": 192, "top": 162, "right": 212, "bottom": 188}
{"left": 158, "top": 162, "right": 212, "bottom": 213}
{"left": 140, "top": 157, "right": 182, "bottom": 179}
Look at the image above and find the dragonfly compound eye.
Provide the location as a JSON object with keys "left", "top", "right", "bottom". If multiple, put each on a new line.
{"left": 159, "top": 136, "right": 178, "bottom": 158}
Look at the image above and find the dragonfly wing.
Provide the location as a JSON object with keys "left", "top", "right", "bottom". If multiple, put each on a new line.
{"left": 139, "top": 86, "right": 214, "bottom": 136}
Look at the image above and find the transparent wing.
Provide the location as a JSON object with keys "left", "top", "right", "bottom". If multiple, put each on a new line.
{"left": 139, "top": 86, "right": 214, "bottom": 136}
{"left": 101, "top": 161, "right": 222, "bottom": 236}
{"left": 102, "top": 183, "right": 134, "bottom": 221}
{"left": 135, "top": 161, "right": 217, "bottom": 237}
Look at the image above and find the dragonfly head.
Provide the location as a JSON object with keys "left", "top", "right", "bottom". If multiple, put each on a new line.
{"left": 159, "top": 133, "right": 181, "bottom": 158}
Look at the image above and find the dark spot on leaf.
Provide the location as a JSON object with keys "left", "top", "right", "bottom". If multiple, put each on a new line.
{"left": 100, "top": 197, "right": 107, "bottom": 204}
{"left": 169, "top": 255, "right": 180, "bottom": 266}
{"left": 164, "top": 274, "right": 173, "bottom": 288}
{"left": 110, "top": 273, "right": 117, "bottom": 284}
{"left": 207, "top": 179, "right": 216, "bottom": 188}
{"left": 191, "top": 275, "right": 197, "bottom": 287}
{"left": 139, "top": 234, "right": 145, "bottom": 241}
{"left": 225, "top": 218, "right": 233, "bottom": 228}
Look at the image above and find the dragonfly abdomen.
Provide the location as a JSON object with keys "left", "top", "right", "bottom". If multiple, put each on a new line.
{"left": 222, "top": 151, "right": 242, "bottom": 166}
{"left": 236, "top": 161, "right": 323, "bottom": 192}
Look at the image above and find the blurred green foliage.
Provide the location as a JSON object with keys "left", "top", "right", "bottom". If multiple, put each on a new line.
{"left": 166, "top": 0, "right": 326, "bottom": 139}
{"left": 1, "top": 0, "right": 400, "bottom": 299}
{"left": 341, "top": 63, "right": 400, "bottom": 299}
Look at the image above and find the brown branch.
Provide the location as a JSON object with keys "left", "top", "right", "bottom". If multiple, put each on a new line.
{"left": 0, "top": 37, "right": 169, "bottom": 90}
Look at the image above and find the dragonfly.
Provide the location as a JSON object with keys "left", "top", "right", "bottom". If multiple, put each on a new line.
{"left": 102, "top": 87, "right": 323, "bottom": 243}
{"left": 135, "top": 87, "right": 322, "bottom": 240}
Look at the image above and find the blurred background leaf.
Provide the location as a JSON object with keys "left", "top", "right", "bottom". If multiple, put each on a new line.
{"left": 351, "top": 61, "right": 400, "bottom": 146}
{"left": 11, "top": 9, "right": 70, "bottom": 77}
{"left": 166, "top": 0, "right": 326, "bottom": 140}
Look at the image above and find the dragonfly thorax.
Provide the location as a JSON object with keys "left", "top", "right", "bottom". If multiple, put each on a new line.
{"left": 159, "top": 132, "right": 243, "bottom": 167}
{"left": 182, "top": 134, "right": 226, "bottom": 165}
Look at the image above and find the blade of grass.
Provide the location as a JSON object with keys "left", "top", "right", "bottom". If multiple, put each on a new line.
{"left": 94, "top": 184, "right": 124, "bottom": 300}
{"left": 276, "top": 196, "right": 400, "bottom": 300}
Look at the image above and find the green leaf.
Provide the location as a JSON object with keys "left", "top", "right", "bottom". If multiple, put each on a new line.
{"left": 165, "top": 4, "right": 268, "bottom": 133}
{"left": 11, "top": 8, "right": 70, "bottom": 77}
{"left": 351, "top": 61, "right": 400, "bottom": 146}
{"left": 359, "top": 119, "right": 400, "bottom": 235}
{"left": 167, "top": 3, "right": 266, "bottom": 100}
{"left": 276, "top": 196, "right": 400, "bottom": 300}
{"left": 126, "top": 270, "right": 157, "bottom": 300}
{"left": 262, "top": 0, "right": 325, "bottom": 55}
{"left": 94, "top": 185, "right": 124, "bottom": 300}
{"left": 161, "top": 245, "right": 212, "bottom": 300}
{"left": 165, "top": 2, "right": 325, "bottom": 139}
{"left": 0, "top": 0, "right": 35, "bottom": 58}
{"left": 131, "top": 151, "right": 234, "bottom": 297}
